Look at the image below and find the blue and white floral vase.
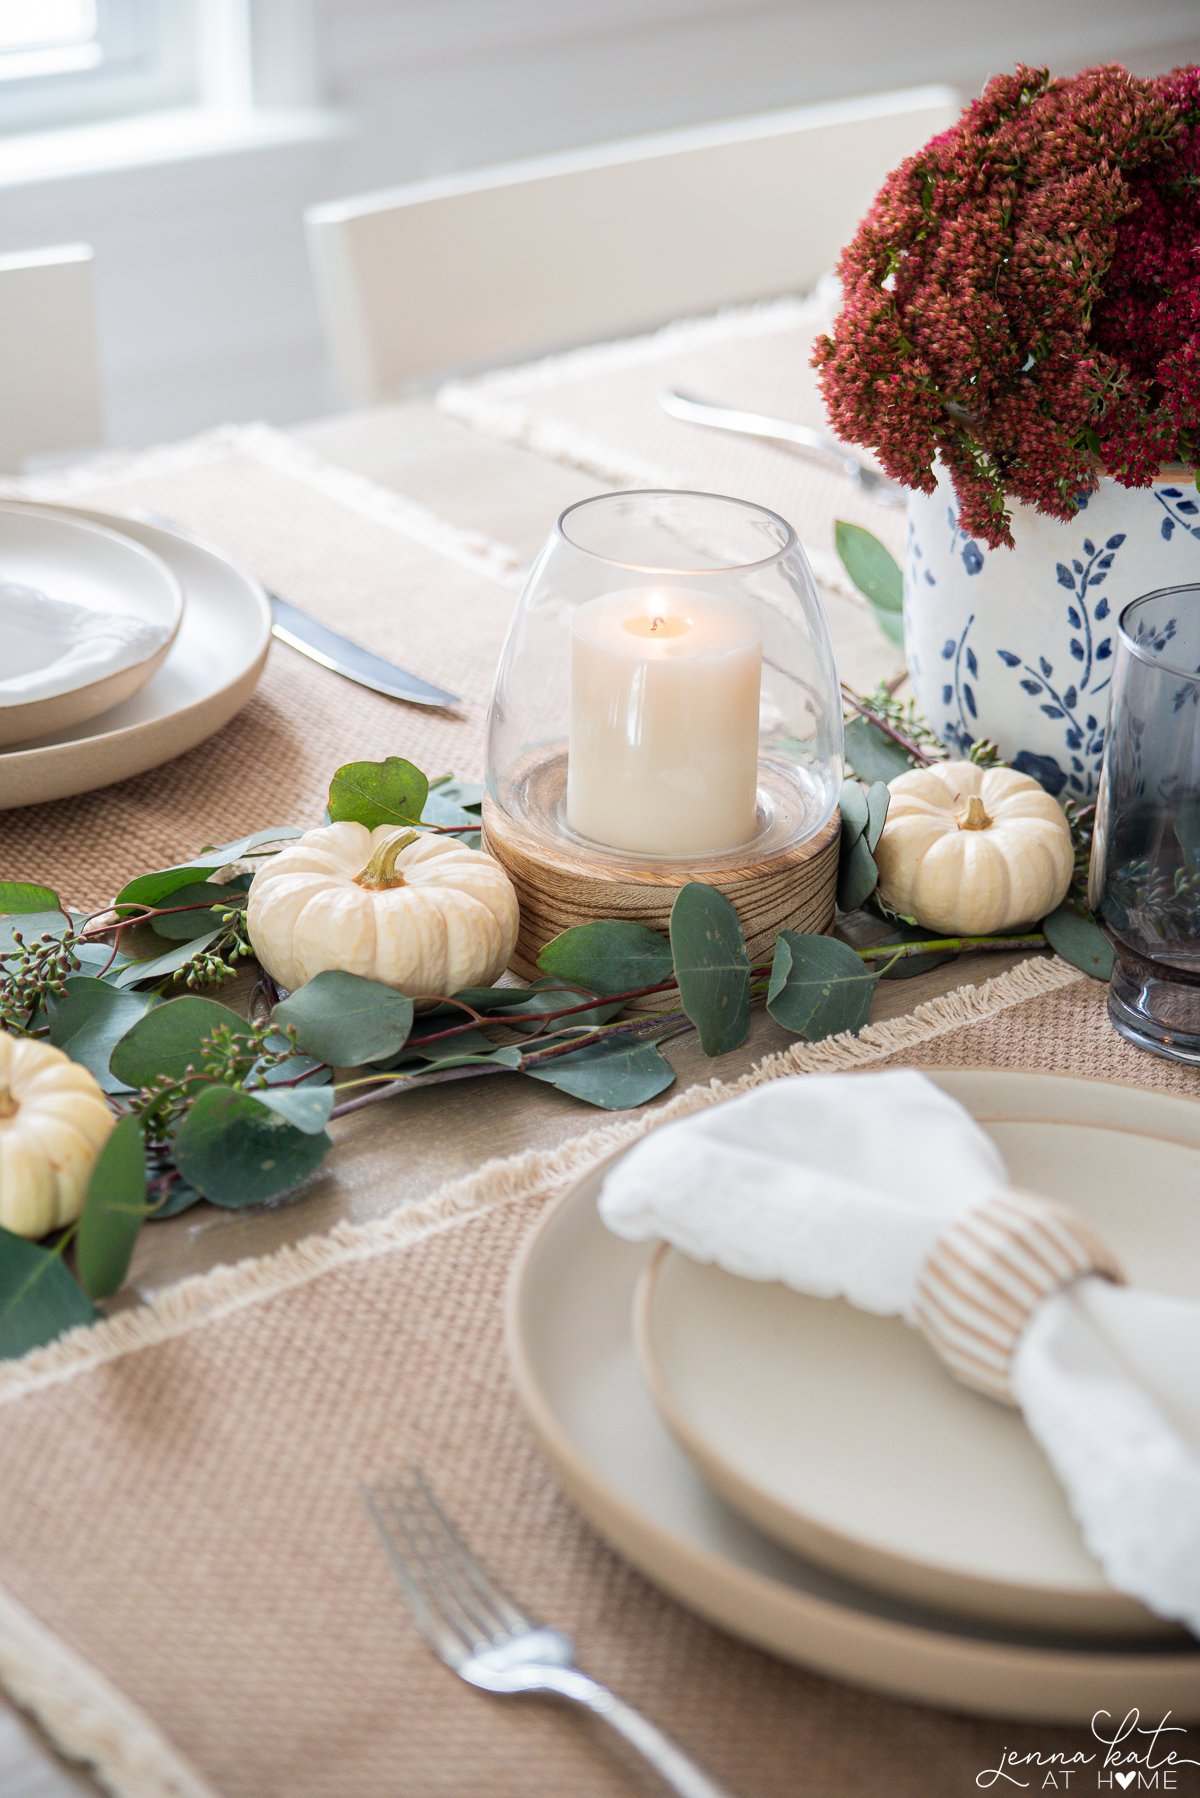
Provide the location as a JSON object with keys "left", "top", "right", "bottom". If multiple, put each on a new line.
{"left": 904, "top": 467, "right": 1200, "bottom": 799}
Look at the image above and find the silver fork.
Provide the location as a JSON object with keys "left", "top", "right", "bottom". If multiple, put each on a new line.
{"left": 364, "top": 1468, "right": 733, "bottom": 1798}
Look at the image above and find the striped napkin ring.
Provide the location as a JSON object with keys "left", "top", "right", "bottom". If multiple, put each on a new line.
{"left": 913, "top": 1193, "right": 1126, "bottom": 1406}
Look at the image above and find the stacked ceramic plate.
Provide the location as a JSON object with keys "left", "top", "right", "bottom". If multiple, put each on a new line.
{"left": 0, "top": 501, "right": 271, "bottom": 810}
{"left": 507, "top": 1069, "right": 1200, "bottom": 1723}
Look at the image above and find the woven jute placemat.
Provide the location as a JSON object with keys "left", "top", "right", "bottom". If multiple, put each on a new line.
{"left": 437, "top": 292, "right": 904, "bottom": 603}
{"left": 0, "top": 959, "right": 1197, "bottom": 1798}
{"left": 0, "top": 426, "right": 523, "bottom": 907}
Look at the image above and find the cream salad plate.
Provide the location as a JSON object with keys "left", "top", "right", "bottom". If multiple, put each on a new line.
{"left": 0, "top": 503, "right": 270, "bottom": 809}
{"left": 0, "top": 504, "right": 183, "bottom": 748}
{"left": 508, "top": 1070, "right": 1200, "bottom": 1723}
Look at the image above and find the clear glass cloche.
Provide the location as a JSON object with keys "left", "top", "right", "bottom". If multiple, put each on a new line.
{"left": 485, "top": 490, "right": 843, "bottom": 865}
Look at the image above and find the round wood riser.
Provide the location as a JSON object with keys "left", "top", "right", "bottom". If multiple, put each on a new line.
{"left": 482, "top": 795, "right": 840, "bottom": 988}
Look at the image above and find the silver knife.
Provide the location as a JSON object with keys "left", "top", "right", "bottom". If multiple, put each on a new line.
{"left": 131, "top": 506, "right": 461, "bottom": 708}
{"left": 268, "top": 596, "right": 460, "bottom": 709}
{"left": 661, "top": 389, "right": 905, "bottom": 505}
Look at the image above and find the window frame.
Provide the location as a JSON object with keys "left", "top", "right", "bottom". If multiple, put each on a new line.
{"left": 0, "top": 0, "right": 202, "bottom": 136}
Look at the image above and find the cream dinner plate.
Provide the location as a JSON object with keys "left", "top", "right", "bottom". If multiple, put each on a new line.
{"left": 0, "top": 505, "right": 183, "bottom": 748}
{"left": 507, "top": 1070, "right": 1200, "bottom": 1723}
{"left": 0, "top": 503, "right": 270, "bottom": 809}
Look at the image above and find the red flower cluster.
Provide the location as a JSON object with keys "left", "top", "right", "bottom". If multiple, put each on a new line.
{"left": 813, "top": 65, "right": 1200, "bottom": 547}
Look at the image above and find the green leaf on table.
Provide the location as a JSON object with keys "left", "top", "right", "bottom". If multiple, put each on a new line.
{"left": 1042, "top": 905, "right": 1115, "bottom": 980}
{"left": 410, "top": 1047, "right": 523, "bottom": 1076}
{"left": 114, "top": 829, "right": 299, "bottom": 911}
{"left": 171, "top": 1085, "right": 331, "bottom": 1207}
{"left": 538, "top": 920, "right": 675, "bottom": 997}
{"left": 767, "top": 931, "right": 878, "bottom": 1040}
{"left": 0, "top": 882, "right": 62, "bottom": 915}
{"left": 427, "top": 776, "right": 483, "bottom": 814}
{"left": 835, "top": 520, "right": 904, "bottom": 648}
{"left": 148, "top": 881, "right": 247, "bottom": 941}
{"left": 837, "top": 831, "right": 880, "bottom": 914}
{"left": 109, "top": 995, "right": 252, "bottom": 1088}
{"left": 839, "top": 777, "right": 869, "bottom": 847}
{"left": 524, "top": 1037, "right": 676, "bottom": 1109}
{"left": 328, "top": 758, "right": 430, "bottom": 831}
{"left": 110, "top": 929, "right": 224, "bottom": 990}
{"left": 865, "top": 781, "right": 890, "bottom": 853}
{"left": 0, "top": 1229, "right": 99, "bottom": 1360}
{"left": 46, "top": 977, "right": 154, "bottom": 1091}
{"left": 843, "top": 716, "right": 914, "bottom": 785}
{"left": 669, "top": 883, "right": 750, "bottom": 1055}
{"left": 76, "top": 1116, "right": 148, "bottom": 1299}
{"left": 273, "top": 971, "right": 414, "bottom": 1066}
{"left": 0, "top": 909, "right": 75, "bottom": 956}
{"left": 252, "top": 1085, "right": 336, "bottom": 1134}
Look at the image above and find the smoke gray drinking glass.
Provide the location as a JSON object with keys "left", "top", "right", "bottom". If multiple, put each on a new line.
{"left": 1088, "top": 583, "right": 1200, "bottom": 1063}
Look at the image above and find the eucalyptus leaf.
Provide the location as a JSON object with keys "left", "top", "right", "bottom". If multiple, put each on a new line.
{"left": 114, "top": 829, "right": 299, "bottom": 911}
{"left": 409, "top": 1047, "right": 523, "bottom": 1075}
{"left": 524, "top": 1037, "right": 676, "bottom": 1109}
{"left": 837, "top": 831, "right": 880, "bottom": 914}
{"left": 147, "top": 1177, "right": 204, "bottom": 1220}
{"left": 865, "top": 781, "right": 891, "bottom": 853}
{"left": 273, "top": 971, "right": 414, "bottom": 1066}
{"left": 669, "top": 884, "right": 750, "bottom": 1055}
{"left": 110, "top": 929, "right": 224, "bottom": 989}
{"left": 843, "top": 716, "right": 913, "bottom": 785}
{"left": 0, "top": 909, "right": 74, "bottom": 956}
{"left": 538, "top": 920, "right": 674, "bottom": 997}
{"left": 0, "top": 882, "right": 61, "bottom": 914}
{"left": 835, "top": 521, "right": 904, "bottom": 647}
{"left": 767, "top": 931, "right": 878, "bottom": 1040}
{"left": 0, "top": 1230, "right": 99, "bottom": 1360}
{"left": 327, "top": 758, "right": 430, "bottom": 831}
{"left": 172, "top": 1085, "right": 331, "bottom": 1207}
{"left": 149, "top": 881, "right": 246, "bottom": 940}
{"left": 46, "top": 977, "right": 153, "bottom": 1092}
{"left": 109, "top": 995, "right": 252, "bottom": 1088}
{"left": 839, "top": 778, "right": 869, "bottom": 847}
{"left": 427, "top": 776, "right": 483, "bottom": 813}
{"left": 1042, "top": 906, "right": 1115, "bottom": 980}
{"left": 76, "top": 1116, "right": 148, "bottom": 1299}
{"left": 252, "top": 1085, "right": 336, "bottom": 1134}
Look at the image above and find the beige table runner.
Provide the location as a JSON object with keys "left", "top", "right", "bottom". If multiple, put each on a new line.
{"left": 437, "top": 291, "right": 904, "bottom": 606}
{"left": 1, "top": 962, "right": 1197, "bottom": 1798}
{"left": 0, "top": 426, "right": 522, "bottom": 906}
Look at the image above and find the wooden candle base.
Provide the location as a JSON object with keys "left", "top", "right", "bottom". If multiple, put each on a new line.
{"left": 482, "top": 779, "right": 840, "bottom": 983}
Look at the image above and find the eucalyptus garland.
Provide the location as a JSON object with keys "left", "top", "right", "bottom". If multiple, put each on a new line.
{"left": 0, "top": 713, "right": 1114, "bottom": 1359}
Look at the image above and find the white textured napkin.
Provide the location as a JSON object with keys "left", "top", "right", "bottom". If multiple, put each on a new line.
{"left": 599, "top": 1069, "right": 1200, "bottom": 1634}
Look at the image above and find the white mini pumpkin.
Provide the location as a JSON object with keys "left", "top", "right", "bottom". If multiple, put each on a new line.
{"left": 0, "top": 1032, "right": 116, "bottom": 1239}
{"left": 873, "top": 761, "right": 1073, "bottom": 935}
{"left": 246, "top": 823, "right": 521, "bottom": 997}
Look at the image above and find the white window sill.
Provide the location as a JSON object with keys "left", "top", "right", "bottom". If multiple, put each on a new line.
{"left": 0, "top": 104, "right": 349, "bottom": 187}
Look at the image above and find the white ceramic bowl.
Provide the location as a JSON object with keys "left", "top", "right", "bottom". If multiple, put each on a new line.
{"left": 0, "top": 505, "right": 183, "bottom": 748}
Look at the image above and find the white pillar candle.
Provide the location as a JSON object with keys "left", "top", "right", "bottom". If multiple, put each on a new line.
{"left": 567, "top": 588, "right": 763, "bottom": 855}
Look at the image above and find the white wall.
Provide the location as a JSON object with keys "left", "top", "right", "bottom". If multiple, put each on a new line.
{"left": 2, "top": 0, "right": 1197, "bottom": 449}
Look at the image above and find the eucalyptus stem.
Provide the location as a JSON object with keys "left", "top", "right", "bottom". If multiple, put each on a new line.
{"left": 840, "top": 682, "right": 937, "bottom": 766}
{"left": 855, "top": 933, "right": 1046, "bottom": 961}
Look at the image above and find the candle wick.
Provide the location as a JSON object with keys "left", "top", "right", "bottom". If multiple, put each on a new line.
{"left": 650, "top": 615, "right": 665, "bottom": 634}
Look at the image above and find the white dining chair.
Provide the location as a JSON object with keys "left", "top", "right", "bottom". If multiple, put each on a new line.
{"left": 305, "top": 84, "right": 958, "bottom": 405}
{"left": 0, "top": 244, "right": 105, "bottom": 472}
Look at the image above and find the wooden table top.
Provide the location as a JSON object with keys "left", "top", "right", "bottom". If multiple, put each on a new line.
{"left": 0, "top": 397, "right": 1030, "bottom": 1796}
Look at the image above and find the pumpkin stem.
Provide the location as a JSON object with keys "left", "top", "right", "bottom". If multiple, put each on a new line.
{"left": 957, "top": 795, "right": 992, "bottom": 831}
{"left": 354, "top": 828, "right": 421, "bottom": 889}
{"left": 0, "top": 1084, "right": 17, "bottom": 1122}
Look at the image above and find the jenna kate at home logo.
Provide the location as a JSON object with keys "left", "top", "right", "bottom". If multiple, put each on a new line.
{"left": 976, "top": 1712, "right": 1200, "bottom": 1790}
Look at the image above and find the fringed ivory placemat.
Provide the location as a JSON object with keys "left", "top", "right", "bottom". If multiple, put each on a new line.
{"left": 0, "top": 425, "right": 523, "bottom": 907}
{"left": 436, "top": 290, "right": 902, "bottom": 605}
{"left": 0, "top": 960, "right": 1198, "bottom": 1798}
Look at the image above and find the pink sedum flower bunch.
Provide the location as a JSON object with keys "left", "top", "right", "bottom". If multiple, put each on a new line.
{"left": 813, "top": 64, "right": 1200, "bottom": 548}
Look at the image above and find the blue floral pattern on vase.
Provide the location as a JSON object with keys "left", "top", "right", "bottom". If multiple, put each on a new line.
{"left": 903, "top": 470, "right": 1199, "bottom": 800}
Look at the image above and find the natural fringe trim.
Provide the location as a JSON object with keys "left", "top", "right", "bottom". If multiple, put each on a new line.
{"left": 0, "top": 955, "right": 1082, "bottom": 1406}
{"left": 434, "top": 288, "right": 863, "bottom": 605}
{"left": 0, "top": 1584, "right": 215, "bottom": 1798}
{"left": 0, "top": 422, "right": 524, "bottom": 589}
